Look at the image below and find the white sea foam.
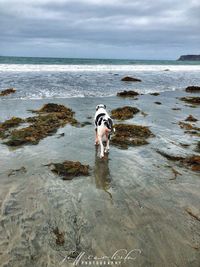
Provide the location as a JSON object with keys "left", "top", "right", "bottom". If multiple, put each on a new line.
{"left": 0, "top": 63, "right": 199, "bottom": 100}
{"left": 0, "top": 64, "right": 200, "bottom": 72}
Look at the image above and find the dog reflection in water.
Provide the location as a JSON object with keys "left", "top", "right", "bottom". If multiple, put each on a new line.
{"left": 94, "top": 147, "right": 112, "bottom": 201}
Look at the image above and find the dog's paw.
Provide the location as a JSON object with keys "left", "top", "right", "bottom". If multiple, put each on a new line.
{"left": 100, "top": 154, "right": 104, "bottom": 158}
{"left": 94, "top": 142, "right": 99, "bottom": 146}
{"left": 104, "top": 149, "right": 109, "bottom": 153}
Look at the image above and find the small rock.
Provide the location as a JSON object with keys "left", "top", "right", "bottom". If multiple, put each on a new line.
{"left": 172, "top": 108, "right": 181, "bottom": 111}
{"left": 185, "top": 86, "right": 200, "bottom": 93}
{"left": 154, "top": 102, "right": 162, "bottom": 105}
{"left": 150, "top": 92, "right": 160, "bottom": 96}
{"left": 117, "top": 90, "right": 139, "bottom": 98}
{"left": 121, "top": 76, "right": 141, "bottom": 82}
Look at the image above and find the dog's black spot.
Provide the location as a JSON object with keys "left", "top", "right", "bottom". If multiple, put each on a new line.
{"left": 98, "top": 117, "right": 103, "bottom": 126}
{"left": 95, "top": 113, "right": 106, "bottom": 127}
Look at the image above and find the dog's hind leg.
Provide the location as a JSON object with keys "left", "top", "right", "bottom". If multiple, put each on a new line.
{"left": 98, "top": 129, "right": 104, "bottom": 158}
{"left": 105, "top": 132, "right": 110, "bottom": 153}
{"left": 99, "top": 137, "right": 104, "bottom": 158}
{"left": 95, "top": 129, "right": 99, "bottom": 145}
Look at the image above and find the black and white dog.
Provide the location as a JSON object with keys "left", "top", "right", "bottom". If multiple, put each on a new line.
{"left": 94, "top": 104, "right": 114, "bottom": 158}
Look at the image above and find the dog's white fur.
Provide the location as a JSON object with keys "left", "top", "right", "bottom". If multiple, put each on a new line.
{"left": 94, "top": 104, "right": 113, "bottom": 158}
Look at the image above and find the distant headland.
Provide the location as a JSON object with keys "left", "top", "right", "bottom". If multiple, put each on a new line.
{"left": 177, "top": 55, "right": 200, "bottom": 61}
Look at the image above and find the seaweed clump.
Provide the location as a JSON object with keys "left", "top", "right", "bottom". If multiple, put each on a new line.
{"left": 180, "top": 97, "right": 200, "bottom": 105}
{"left": 185, "top": 156, "right": 200, "bottom": 172}
{"left": 185, "top": 115, "right": 198, "bottom": 122}
{"left": 50, "top": 160, "right": 90, "bottom": 180}
{"left": 111, "top": 123, "right": 154, "bottom": 149}
{"left": 37, "top": 103, "right": 72, "bottom": 113}
{"left": 0, "top": 117, "right": 24, "bottom": 138}
{"left": 53, "top": 227, "right": 65, "bottom": 246}
{"left": 196, "top": 141, "right": 200, "bottom": 152}
{"left": 158, "top": 151, "right": 200, "bottom": 172}
{"left": 117, "top": 90, "right": 139, "bottom": 98}
{"left": 111, "top": 106, "right": 140, "bottom": 120}
{"left": 179, "top": 121, "right": 200, "bottom": 137}
{"left": 0, "top": 88, "right": 16, "bottom": 96}
{"left": 0, "top": 117, "right": 24, "bottom": 130}
{"left": 185, "top": 86, "right": 200, "bottom": 93}
{"left": 0, "top": 103, "right": 78, "bottom": 146}
{"left": 150, "top": 92, "right": 160, "bottom": 96}
{"left": 121, "top": 76, "right": 142, "bottom": 82}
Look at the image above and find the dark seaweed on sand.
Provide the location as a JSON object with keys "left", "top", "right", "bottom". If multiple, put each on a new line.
{"left": 50, "top": 161, "right": 90, "bottom": 180}
{"left": 111, "top": 123, "right": 154, "bottom": 149}
{"left": 111, "top": 106, "right": 140, "bottom": 120}
{"left": 0, "top": 103, "right": 78, "bottom": 146}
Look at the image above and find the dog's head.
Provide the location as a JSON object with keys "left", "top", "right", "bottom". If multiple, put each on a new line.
{"left": 96, "top": 104, "right": 106, "bottom": 111}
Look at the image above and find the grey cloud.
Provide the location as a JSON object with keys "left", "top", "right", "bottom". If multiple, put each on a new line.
{"left": 0, "top": 0, "right": 199, "bottom": 59}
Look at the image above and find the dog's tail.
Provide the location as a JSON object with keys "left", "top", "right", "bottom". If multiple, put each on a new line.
{"left": 106, "top": 118, "right": 115, "bottom": 139}
{"left": 109, "top": 118, "right": 115, "bottom": 133}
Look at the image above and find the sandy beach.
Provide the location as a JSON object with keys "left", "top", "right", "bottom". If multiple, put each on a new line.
{"left": 1, "top": 0, "right": 200, "bottom": 264}
{"left": 0, "top": 87, "right": 200, "bottom": 267}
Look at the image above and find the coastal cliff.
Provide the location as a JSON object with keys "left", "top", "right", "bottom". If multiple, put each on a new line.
{"left": 178, "top": 55, "right": 200, "bottom": 61}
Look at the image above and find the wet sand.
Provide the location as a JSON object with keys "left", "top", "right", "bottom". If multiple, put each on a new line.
{"left": 0, "top": 90, "right": 200, "bottom": 267}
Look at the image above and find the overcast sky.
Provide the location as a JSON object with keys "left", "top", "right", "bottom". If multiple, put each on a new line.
{"left": 0, "top": 0, "right": 199, "bottom": 59}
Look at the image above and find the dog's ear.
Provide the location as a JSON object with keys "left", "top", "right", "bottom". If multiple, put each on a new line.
{"left": 96, "top": 104, "right": 106, "bottom": 111}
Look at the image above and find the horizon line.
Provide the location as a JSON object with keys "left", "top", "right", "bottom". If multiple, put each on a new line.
{"left": 0, "top": 55, "right": 177, "bottom": 61}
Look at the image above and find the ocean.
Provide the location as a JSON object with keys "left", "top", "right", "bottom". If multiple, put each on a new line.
{"left": 0, "top": 56, "right": 200, "bottom": 100}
